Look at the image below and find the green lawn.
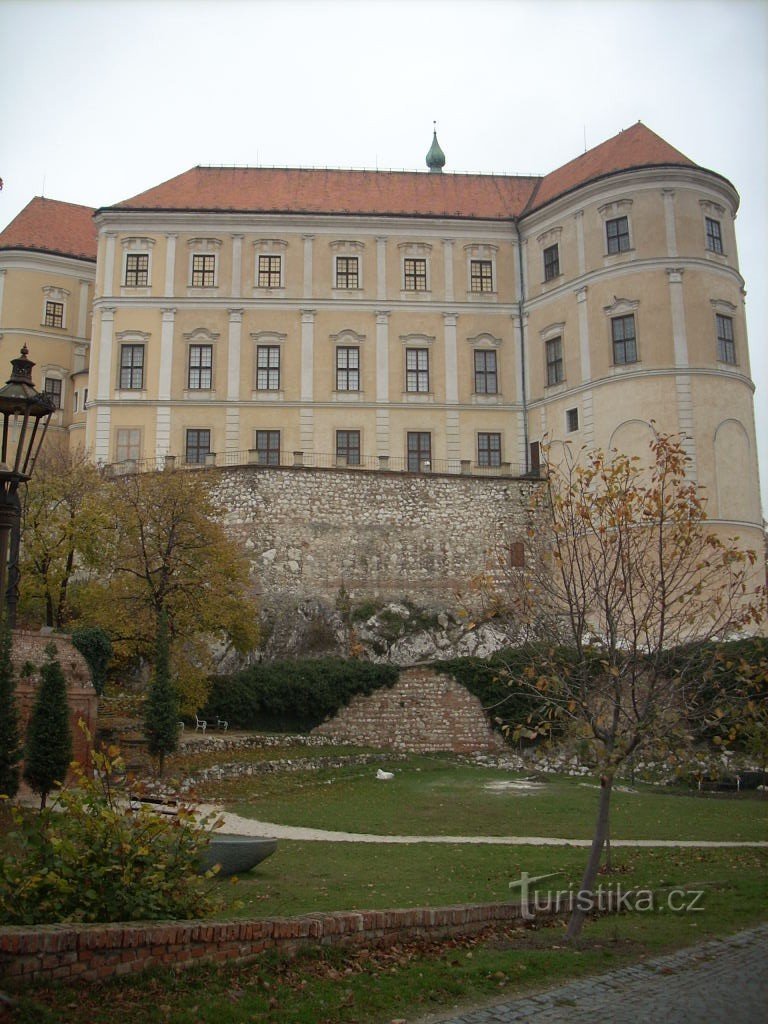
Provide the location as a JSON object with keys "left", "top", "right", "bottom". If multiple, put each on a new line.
{"left": 199, "top": 756, "right": 768, "bottom": 842}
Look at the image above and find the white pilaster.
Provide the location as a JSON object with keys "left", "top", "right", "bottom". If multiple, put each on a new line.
{"left": 103, "top": 233, "right": 117, "bottom": 296}
{"left": 575, "top": 285, "right": 591, "bottom": 383}
{"left": 96, "top": 306, "right": 116, "bottom": 401}
{"left": 574, "top": 210, "right": 585, "bottom": 277}
{"left": 303, "top": 235, "right": 314, "bottom": 298}
{"left": 164, "top": 233, "right": 177, "bottom": 296}
{"left": 666, "top": 268, "right": 689, "bottom": 367}
{"left": 662, "top": 190, "right": 678, "bottom": 258}
{"left": 376, "top": 237, "right": 387, "bottom": 300}
{"left": 375, "top": 310, "right": 390, "bottom": 404}
{"left": 77, "top": 279, "right": 89, "bottom": 339}
{"left": 443, "top": 239, "right": 454, "bottom": 302}
{"left": 443, "top": 313, "right": 458, "bottom": 403}
{"left": 155, "top": 307, "right": 176, "bottom": 458}
{"left": 231, "top": 234, "right": 243, "bottom": 299}
{"left": 666, "top": 267, "right": 697, "bottom": 475}
{"left": 227, "top": 308, "right": 243, "bottom": 452}
{"left": 301, "top": 309, "right": 315, "bottom": 402}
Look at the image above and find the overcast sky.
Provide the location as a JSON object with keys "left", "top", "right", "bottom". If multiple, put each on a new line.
{"left": 1, "top": 0, "right": 765, "bottom": 513}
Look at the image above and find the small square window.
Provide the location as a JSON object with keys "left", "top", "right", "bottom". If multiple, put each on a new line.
{"left": 188, "top": 345, "right": 213, "bottom": 389}
{"left": 191, "top": 254, "right": 216, "bottom": 287}
{"left": 611, "top": 315, "right": 637, "bottom": 365}
{"left": 116, "top": 428, "right": 141, "bottom": 463}
{"left": 470, "top": 259, "right": 493, "bottom": 293}
{"left": 336, "top": 430, "right": 361, "bottom": 466}
{"left": 543, "top": 244, "right": 560, "bottom": 281}
{"left": 258, "top": 255, "right": 282, "bottom": 288}
{"left": 546, "top": 337, "right": 564, "bottom": 386}
{"left": 566, "top": 408, "right": 579, "bottom": 433}
{"left": 256, "top": 346, "right": 281, "bottom": 390}
{"left": 705, "top": 218, "right": 723, "bottom": 254}
{"left": 185, "top": 429, "right": 211, "bottom": 465}
{"left": 403, "top": 258, "right": 428, "bottom": 291}
{"left": 407, "top": 431, "right": 431, "bottom": 472}
{"left": 336, "top": 347, "right": 360, "bottom": 391}
{"left": 44, "top": 300, "right": 64, "bottom": 328}
{"left": 44, "top": 378, "right": 62, "bottom": 409}
{"left": 119, "top": 344, "right": 145, "bottom": 389}
{"left": 477, "top": 432, "right": 501, "bottom": 467}
{"left": 606, "top": 216, "right": 630, "bottom": 254}
{"left": 255, "top": 430, "right": 281, "bottom": 465}
{"left": 716, "top": 315, "right": 736, "bottom": 364}
{"left": 405, "top": 348, "right": 429, "bottom": 392}
{"left": 335, "top": 256, "right": 359, "bottom": 289}
{"left": 474, "top": 350, "right": 498, "bottom": 395}
{"left": 124, "top": 253, "right": 149, "bottom": 287}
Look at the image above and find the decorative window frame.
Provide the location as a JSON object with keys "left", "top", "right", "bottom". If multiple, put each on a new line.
{"left": 400, "top": 333, "right": 435, "bottom": 401}
{"left": 466, "top": 331, "right": 503, "bottom": 403}
{"left": 603, "top": 296, "right": 640, "bottom": 369}
{"left": 120, "top": 237, "right": 155, "bottom": 295}
{"left": 700, "top": 200, "right": 728, "bottom": 260}
{"left": 330, "top": 328, "right": 366, "bottom": 399}
{"left": 183, "top": 327, "right": 219, "bottom": 397}
{"left": 40, "top": 364, "right": 67, "bottom": 414}
{"left": 711, "top": 299, "right": 738, "bottom": 366}
{"left": 115, "top": 330, "right": 151, "bottom": 395}
{"left": 537, "top": 227, "right": 563, "bottom": 285}
{"left": 187, "top": 237, "right": 222, "bottom": 293}
{"left": 250, "top": 330, "right": 287, "bottom": 400}
{"left": 253, "top": 238, "right": 288, "bottom": 295}
{"left": 399, "top": 242, "right": 432, "bottom": 298}
{"left": 41, "top": 286, "right": 70, "bottom": 330}
{"left": 330, "top": 240, "right": 365, "bottom": 295}
{"left": 464, "top": 243, "right": 498, "bottom": 300}
{"left": 598, "top": 199, "right": 634, "bottom": 258}
{"left": 539, "top": 321, "right": 566, "bottom": 390}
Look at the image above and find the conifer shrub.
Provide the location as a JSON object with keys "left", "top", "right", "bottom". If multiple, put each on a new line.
{"left": 71, "top": 626, "right": 113, "bottom": 696}
{"left": 23, "top": 643, "right": 73, "bottom": 808}
{"left": 144, "top": 612, "right": 179, "bottom": 774}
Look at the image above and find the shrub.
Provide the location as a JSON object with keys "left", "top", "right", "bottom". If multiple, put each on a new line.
{"left": 71, "top": 626, "right": 113, "bottom": 696}
{"left": 0, "top": 624, "right": 21, "bottom": 798}
{"left": 23, "top": 644, "right": 73, "bottom": 808}
{"left": 144, "top": 612, "right": 179, "bottom": 774}
{"left": 205, "top": 658, "right": 399, "bottom": 731}
{"left": 0, "top": 743, "right": 219, "bottom": 925}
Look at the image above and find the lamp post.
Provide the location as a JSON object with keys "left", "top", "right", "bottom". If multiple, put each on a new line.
{"left": 0, "top": 346, "right": 55, "bottom": 627}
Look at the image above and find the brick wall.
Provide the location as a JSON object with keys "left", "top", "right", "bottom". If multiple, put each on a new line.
{"left": 0, "top": 900, "right": 547, "bottom": 986}
{"left": 313, "top": 667, "right": 505, "bottom": 753}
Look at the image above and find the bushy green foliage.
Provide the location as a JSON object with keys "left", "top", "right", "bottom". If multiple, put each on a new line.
{"left": 71, "top": 626, "right": 113, "bottom": 696}
{"left": 0, "top": 744, "right": 219, "bottom": 924}
{"left": 205, "top": 658, "right": 399, "bottom": 731}
{"left": 23, "top": 644, "right": 73, "bottom": 808}
{"left": 0, "top": 624, "right": 21, "bottom": 798}
{"left": 144, "top": 612, "right": 179, "bottom": 773}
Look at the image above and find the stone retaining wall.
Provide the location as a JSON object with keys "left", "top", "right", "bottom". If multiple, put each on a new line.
{"left": 313, "top": 666, "right": 506, "bottom": 753}
{"left": 0, "top": 900, "right": 545, "bottom": 986}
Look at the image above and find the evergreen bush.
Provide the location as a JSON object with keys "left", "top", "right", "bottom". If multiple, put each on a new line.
{"left": 0, "top": 624, "right": 21, "bottom": 798}
{"left": 71, "top": 626, "right": 113, "bottom": 696}
{"left": 144, "top": 612, "right": 179, "bottom": 774}
{"left": 23, "top": 644, "right": 73, "bottom": 808}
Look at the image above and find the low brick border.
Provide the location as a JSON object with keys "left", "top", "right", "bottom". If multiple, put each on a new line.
{"left": 0, "top": 900, "right": 548, "bottom": 985}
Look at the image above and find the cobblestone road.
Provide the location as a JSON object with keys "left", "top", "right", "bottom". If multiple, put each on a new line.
{"left": 429, "top": 924, "right": 768, "bottom": 1023}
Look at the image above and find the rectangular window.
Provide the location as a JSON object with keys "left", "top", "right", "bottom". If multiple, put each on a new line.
{"left": 73, "top": 392, "right": 79, "bottom": 413}
{"left": 546, "top": 337, "right": 564, "bottom": 386}
{"left": 188, "top": 344, "right": 213, "bottom": 389}
{"left": 191, "top": 254, "right": 216, "bottom": 287}
{"left": 606, "top": 216, "right": 630, "bottom": 254}
{"left": 185, "top": 428, "right": 211, "bottom": 465}
{"left": 509, "top": 541, "right": 526, "bottom": 568}
{"left": 256, "top": 346, "right": 281, "bottom": 390}
{"left": 336, "top": 430, "right": 361, "bottom": 466}
{"left": 258, "top": 255, "right": 282, "bottom": 288}
{"left": 543, "top": 244, "right": 560, "bottom": 281}
{"left": 477, "top": 432, "right": 501, "bottom": 467}
{"left": 43, "top": 378, "right": 62, "bottom": 409}
{"left": 566, "top": 408, "right": 579, "bottom": 433}
{"left": 124, "top": 253, "right": 149, "bottom": 287}
{"left": 403, "top": 258, "right": 427, "bottom": 291}
{"left": 474, "top": 349, "right": 498, "bottom": 394}
{"left": 44, "top": 300, "right": 64, "bottom": 328}
{"left": 405, "top": 348, "right": 429, "bottom": 392}
{"left": 407, "top": 431, "right": 431, "bottom": 472}
{"left": 716, "top": 315, "right": 736, "bottom": 364}
{"left": 706, "top": 218, "right": 723, "bottom": 254}
{"left": 470, "top": 259, "right": 493, "bottom": 293}
{"left": 335, "top": 256, "right": 359, "bottom": 289}
{"left": 116, "top": 428, "right": 141, "bottom": 463}
{"left": 336, "top": 347, "right": 360, "bottom": 391}
{"left": 611, "top": 315, "right": 638, "bottom": 365}
{"left": 119, "top": 344, "right": 144, "bottom": 389}
{"left": 255, "top": 430, "right": 281, "bottom": 465}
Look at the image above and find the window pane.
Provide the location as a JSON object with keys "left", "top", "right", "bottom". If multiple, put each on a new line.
{"left": 125, "top": 253, "right": 149, "bottom": 286}
{"left": 192, "top": 254, "right": 216, "bottom": 287}
{"left": 336, "top": 256, "right": 359, "bottom": 289}
{"left": 336, "top": 430, "right": 361, "bottom": 465}
{"left": 186, "top": 429, "right": 211, "bottom": 465}
{"left": 119, "top": 344, "right": 144, "bottom": 389}
{"left": 255, "top": 430, "right": 281, "bottom": 465}
{"left": 258, "top": 255, "right": 281, "bottom": 287}
{"left": 611, "top": 315, "right": 637, "bottom": 365}
{"left": 407, "top": 431, "right": 431, "bottom": 471}
{"left": 256, "top": 346, "right": 280, "bottom": 389}
{"left": 706, "top": 218, "right": 723, "bottom": 254}
{"left": 116, "top": 428, "right": 141, "bottom": 462}
{"left": 546, "top": 337, "right": 564, "bottom": 385}
{"left": 606, "top": 217, "right": 630, "bottom": 254}
{"left": 403, "top": 258, "right": 427, "bottom": 291}
{"left": 406, "top": 348, "right": 429, "bottom": 392}
{"left": 716, "top": 315, "right": 735, "bottom": 364}
{"left": 44, "top": 301, "right": 64, "bottom": 327}
{"left": 470, "top": 260, "right": 493, "bottom": 293}
{"left": 477, "top": 432, "right": 501, "bottom": 467}
{"left": 43, "top": 378, "right": 62, "bottom": 408}
{"left": 543, "top": 244, "right": 560, "bottom": 281}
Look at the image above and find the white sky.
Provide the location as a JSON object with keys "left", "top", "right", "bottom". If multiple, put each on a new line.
{"left": 1, "top": 0, "right": 765, "bottom": 514}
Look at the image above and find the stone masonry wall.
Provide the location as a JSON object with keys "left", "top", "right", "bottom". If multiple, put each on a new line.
{"left": 313, "top": 667, "right": 506, "bottom": 753}
{"left": 213, "top": 466, "right": 538, "bottom": 610}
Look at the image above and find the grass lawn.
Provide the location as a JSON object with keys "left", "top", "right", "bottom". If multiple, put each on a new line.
{"left": 198, "top": 755, "right": 768, "bottom": 842}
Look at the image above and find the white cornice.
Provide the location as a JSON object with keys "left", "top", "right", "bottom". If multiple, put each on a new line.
{"left": 0, "top": 251, "right": 96, "bottom": 278}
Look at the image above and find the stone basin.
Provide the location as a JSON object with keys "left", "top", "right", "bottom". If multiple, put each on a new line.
{"left": 198, "top": 834, "right": 278, "bottom": 877}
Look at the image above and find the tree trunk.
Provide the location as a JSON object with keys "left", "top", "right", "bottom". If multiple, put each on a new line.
{"left": 566, "top": 773, "right": 613, "bottom": 942}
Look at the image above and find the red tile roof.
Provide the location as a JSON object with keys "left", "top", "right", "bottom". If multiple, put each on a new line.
{"left": 109, "top": 124, "right": 703, "bottom": 222}
{"left": 529, "top": 123, "right": 697, "bottom": 212}
{"left": 0, "top": 197, "right": 97, "bottom": 261}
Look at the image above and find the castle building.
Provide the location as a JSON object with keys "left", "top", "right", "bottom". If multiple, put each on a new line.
{"left": 0, "top": 123, "right": 762, "bottom": 565}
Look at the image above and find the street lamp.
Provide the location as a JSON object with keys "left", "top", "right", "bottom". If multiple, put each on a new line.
{"left": 0, "top": 346, "right": 55, "bottom": 626}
